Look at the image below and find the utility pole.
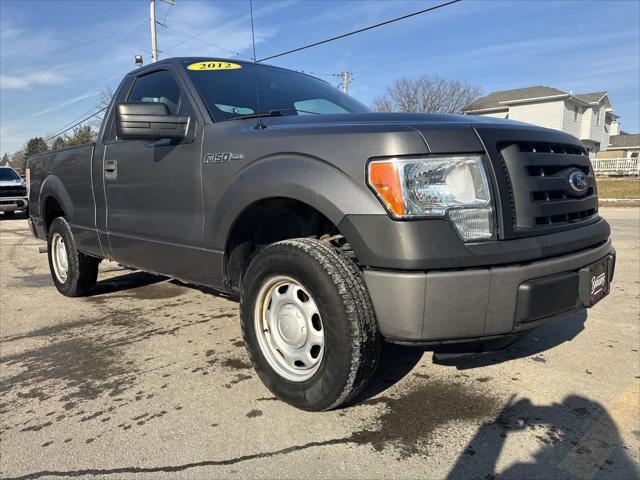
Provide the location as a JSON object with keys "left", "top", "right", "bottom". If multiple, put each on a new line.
{"left": 150, "top": 0, "right": 158, "bottom": 63}
{"left": 340, "top": 72, "right": 352, "bottom": 95}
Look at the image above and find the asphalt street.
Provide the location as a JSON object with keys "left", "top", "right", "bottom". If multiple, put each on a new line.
{"left": 1, "top": 208, "right": 638, "bottom": 479}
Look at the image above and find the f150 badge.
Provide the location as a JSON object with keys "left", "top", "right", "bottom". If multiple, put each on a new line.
{"left": 204, "top": 152, "right": 245, "bottom": 164}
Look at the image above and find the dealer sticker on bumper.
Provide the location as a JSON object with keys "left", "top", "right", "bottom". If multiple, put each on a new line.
{"left": 579, "top": 257, "right": 612, "bottom": 307}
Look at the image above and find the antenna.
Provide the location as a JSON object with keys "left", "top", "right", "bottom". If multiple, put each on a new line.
{"left": 250, "top": 0, "right": 258, "bottom": 63}
{"left": 249, "top": 0, "right": 265, "bottom": 129}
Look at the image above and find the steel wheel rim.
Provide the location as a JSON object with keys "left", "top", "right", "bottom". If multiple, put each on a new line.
{"left": 254, "top": 275, "right": 325, "bottom": 382}
{"left": 51, "top": 233, "right": 69, "bottom": 283}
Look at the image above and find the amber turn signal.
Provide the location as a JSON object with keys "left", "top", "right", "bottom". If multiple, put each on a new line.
{"left": 368, "top": 161, "right": 405, "bottom": 217}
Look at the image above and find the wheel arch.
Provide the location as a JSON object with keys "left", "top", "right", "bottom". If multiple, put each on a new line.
{"left": 223, "top": 196, "right": 344, "bottom": 292}
{"left": 209, "top": 154, "right": 382, "bottom": 291}
{"left": 39, "top": 174, "right": 74, "bottom": 234}
{"left": 209, "top": 154, "right": 382, "bottom": 249}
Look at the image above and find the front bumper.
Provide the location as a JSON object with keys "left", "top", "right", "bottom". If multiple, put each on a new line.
{"left": 364, "top": 239, "right": 614, "bottom": 343}
{"left": 0, "top": 197, "right": 28, "bottom": 212}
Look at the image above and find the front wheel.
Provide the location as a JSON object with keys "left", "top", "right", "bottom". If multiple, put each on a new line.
{"left": 240, "top": 238, "right": 380, "bottom": 411}
{"left": 47, "top": 216, "right": 100, "bottom": 297}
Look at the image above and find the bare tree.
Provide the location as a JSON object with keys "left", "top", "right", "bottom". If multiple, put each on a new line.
{"left": 9, "top": 151, "right": 26, "bottom": 173}
{"left": 52, "top": 136, "right": 66, "bottom": 150}
{"left": 91, "top": 87, "right": 114, "bottom": 129}
{"left": 373, "top": 75, "right": 482, "bottom": 114}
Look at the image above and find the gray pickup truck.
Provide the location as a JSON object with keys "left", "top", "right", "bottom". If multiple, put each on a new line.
{"left": 28, "top": 58, "right": 615, "bottom": 411}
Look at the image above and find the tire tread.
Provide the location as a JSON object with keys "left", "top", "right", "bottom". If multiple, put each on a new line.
{"left": 241, "top": 238, "right": 380, "bottom": 410}
{"left": 48, "top": 217, "right": 99, "bottom": 297}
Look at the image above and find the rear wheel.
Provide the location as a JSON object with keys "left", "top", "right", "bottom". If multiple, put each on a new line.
{"left": 47, "top": 217, "right": 100, "bottom": 297}
{"left": 240, "top": 238, "right": 380, "bottom": 411}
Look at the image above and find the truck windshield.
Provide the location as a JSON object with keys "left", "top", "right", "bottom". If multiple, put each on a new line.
{"left": 0, "top": 168, "right": 20, "bottom": 181}
{"left": 185, "top": 61, "right": 370, "bottom": 122}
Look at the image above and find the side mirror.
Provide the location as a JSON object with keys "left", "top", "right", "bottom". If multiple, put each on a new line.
{"left": 116, "top": 102, "right": 188, "bottom": 141}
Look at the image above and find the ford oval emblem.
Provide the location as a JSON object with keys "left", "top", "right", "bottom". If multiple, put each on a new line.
{"left": 568, "top": 170, "right": 588, "bottom": 194}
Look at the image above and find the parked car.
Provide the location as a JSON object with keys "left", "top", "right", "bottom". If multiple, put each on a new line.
{"left": 0, "top": 166, "right": 28, "bottom": 217}
{"left": 27, "top": 58, "right": 615, "bottom": 411}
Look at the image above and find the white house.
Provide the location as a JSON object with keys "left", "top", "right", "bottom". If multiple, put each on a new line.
{"left": 599, "top": 133, "right": 640, "bottom": 159}
{"left": 463, "top": 86, "right": 618, "bottom": 156}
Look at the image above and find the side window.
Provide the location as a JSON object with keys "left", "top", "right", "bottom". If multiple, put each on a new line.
{"left": 128, "top": 70, "right": 182, "bottom": 114}
{"left": 102, "top": 77, "right": 133, "bottom": 143}
{"left": 103, "top": 71, "right": 194, "bottom": 144}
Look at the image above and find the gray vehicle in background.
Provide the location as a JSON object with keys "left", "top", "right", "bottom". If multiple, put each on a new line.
{"left": 27, "top": 58, "right": 615, "bottom": 411}
{"left": 0, "top": 166, "right": 28, "bottom": 217}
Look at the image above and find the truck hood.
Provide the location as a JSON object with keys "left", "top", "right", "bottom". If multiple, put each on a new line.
{"left": 249, "top": 111, "right": 580, "bottom": 156}
{"left": 207, "top": 111, "right": 583, "bottom": 201}
{"left": 259, "top": 112, "right": 532, "bottom": 129}
{"left": 247, "top": 112, "right": 566, "bottom": 158}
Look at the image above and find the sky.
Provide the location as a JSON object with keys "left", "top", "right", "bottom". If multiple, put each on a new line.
{"left": 1, "top": 0, "right": 639, "bottom": 155}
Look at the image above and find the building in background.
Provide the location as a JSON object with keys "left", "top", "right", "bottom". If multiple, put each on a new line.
{"left": 598, "top": 133, "right": 640, "bottom": 159}
{"left": 463, "top": 86, "right": 618, "bottom": 157}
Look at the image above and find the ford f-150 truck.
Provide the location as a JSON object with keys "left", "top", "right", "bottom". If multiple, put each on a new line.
{"left": 27, "top": 58, "right": 615, "bottom": 411}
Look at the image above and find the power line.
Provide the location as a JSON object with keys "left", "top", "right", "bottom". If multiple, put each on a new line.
{"left": 156, "top": 22, "right": 253, "bottom": 61}
{"left": 42, "top": 107, "right": 107, "bottom": 143}
{"left": 161, "top": 0, "right": 174, "bottom": 26}
{"left": 4, "top": 105, "right": 107, "bottom": 157}
{"left": 49, "top": 101, "right": 106, "bottom": 136}
{"left": 257, "top": 0, "right": 462, "bottom": 63}
{"left": 158, "top": 14, "right": 255, "bottom": 60}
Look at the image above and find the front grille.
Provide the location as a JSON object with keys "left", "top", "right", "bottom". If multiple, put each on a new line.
{"left": 0, "top": 199, "right": 25, "bottom": 206}
{"left": 498, "top": 142, "right": 598, "bottom": 233}
{"left": 0, "top": 186, "right": 26, "bottom": 198}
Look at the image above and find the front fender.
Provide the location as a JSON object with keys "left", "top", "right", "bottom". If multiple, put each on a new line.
{"left": 208, "top": 154, "right": 383, "bottom": 250}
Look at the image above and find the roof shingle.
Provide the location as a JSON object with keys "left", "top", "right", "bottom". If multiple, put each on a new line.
{"left": 463, "top": 86, "right": 568, "bottom": 112}
{"left": 609, "top": 133, "right": 640, "bottom": 148}
{"left": 574, "top": 92, "right": 607, "bottom": 103}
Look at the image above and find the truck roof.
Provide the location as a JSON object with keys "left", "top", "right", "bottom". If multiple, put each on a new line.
{"left": 126, "top": 57, "right": 325, "bottom": 82}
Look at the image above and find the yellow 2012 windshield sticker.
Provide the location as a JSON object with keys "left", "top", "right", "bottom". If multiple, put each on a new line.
{"left": 187, "top": 61, "right": 242, "bottom": 71}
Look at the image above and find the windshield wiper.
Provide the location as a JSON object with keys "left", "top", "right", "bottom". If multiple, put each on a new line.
{"left": 230, "top": 108, "right": 320, "bottom": 121}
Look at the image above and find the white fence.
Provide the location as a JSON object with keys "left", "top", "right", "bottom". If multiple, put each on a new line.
{"left": 591, "top": 157, "right": 640, "bottom": 176}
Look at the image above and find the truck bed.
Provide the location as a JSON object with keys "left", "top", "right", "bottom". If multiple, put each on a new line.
{"left": 28, "top": 143, "right": 96, "bottom": 238}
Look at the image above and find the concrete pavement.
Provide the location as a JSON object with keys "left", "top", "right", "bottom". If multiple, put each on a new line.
{"left": 1, "top": 208, "right": 638, "bottom": 479}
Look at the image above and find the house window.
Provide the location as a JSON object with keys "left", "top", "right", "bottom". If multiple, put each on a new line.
{"left": 595, "top": 108, "right": 600, "bottom": 126}
{"left": 573, "top": 104, "right": 579, "bottom": 122}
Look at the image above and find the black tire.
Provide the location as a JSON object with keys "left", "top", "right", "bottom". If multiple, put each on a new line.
{"left": 3, "top": 211, "right": 15, "bottom": 217}
{"left": 47, "top": 216, "right": 100, "bottom": 297}
{"left": 240, "top": 238, "right": 380, "bottom": 411}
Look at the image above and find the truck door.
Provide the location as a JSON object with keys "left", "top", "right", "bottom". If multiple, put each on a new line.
{"left": 101, "top": 68, "right": 206, "bottom": 285}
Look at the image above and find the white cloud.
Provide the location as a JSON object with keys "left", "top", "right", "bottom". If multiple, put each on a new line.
{"left": 0, "top": 71, "right": 67, "bottom": 89}
{"left": 23, "top": 91, "right": 101, "bottom": 120}
{"left": 459, "top": 29, "right": 639, "bottom": 62}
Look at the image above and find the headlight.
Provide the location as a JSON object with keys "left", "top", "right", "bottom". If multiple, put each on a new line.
{"left": 368, "top": 155, "right": 494, "bottom": 241}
